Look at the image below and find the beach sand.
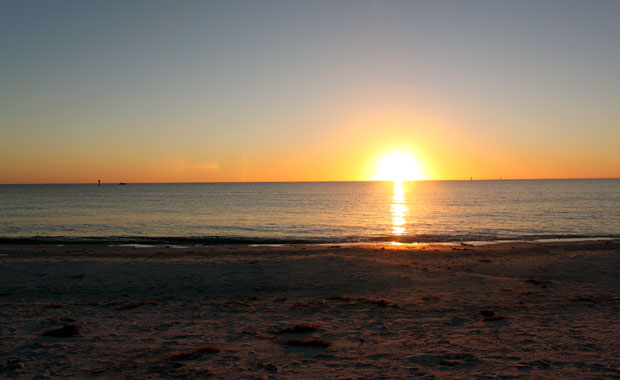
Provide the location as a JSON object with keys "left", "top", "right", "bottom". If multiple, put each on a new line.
{"left": 1, "top": 241, "right": 619, "bottom": 379}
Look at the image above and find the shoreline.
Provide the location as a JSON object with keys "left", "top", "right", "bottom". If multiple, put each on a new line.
{"left": 0, "top": 234, "right": 617, "bottom": 248}
{"left": 1, "top": 238, "right": 619, "bottom": 260}
{"left": 1, "top": 240, "right": 619, "bottom": 378}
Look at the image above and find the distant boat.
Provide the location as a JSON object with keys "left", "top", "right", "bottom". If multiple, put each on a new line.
{"left": 118, "top": 182, "right": 127, "bottom": 185}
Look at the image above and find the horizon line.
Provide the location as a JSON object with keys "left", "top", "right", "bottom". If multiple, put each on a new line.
{"left": 1, "top": 177, "right": 619, "bottom": 185}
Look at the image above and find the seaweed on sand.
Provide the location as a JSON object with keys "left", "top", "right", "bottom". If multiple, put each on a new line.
{"left": 282, "top": 339, "right": 330, "bottom": 348}
{"left": 276, "top": 324, "right": 318, "bottom": 334}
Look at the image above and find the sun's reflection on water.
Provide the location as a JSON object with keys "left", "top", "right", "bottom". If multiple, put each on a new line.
{"left": 391, "top": 180, "right": 408, "bottom": 236}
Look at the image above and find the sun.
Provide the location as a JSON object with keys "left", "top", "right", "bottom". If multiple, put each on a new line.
{"left": 374, "top": 150, "right": 424, "bottom": 181}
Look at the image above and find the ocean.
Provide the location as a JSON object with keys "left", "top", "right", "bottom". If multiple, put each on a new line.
{"left": 0, "top": 179, "right": 618, "bottom": 245}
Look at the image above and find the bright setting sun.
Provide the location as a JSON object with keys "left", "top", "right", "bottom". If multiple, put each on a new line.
{"left": 373, "top": 150, "right": 425, "bottom": 181}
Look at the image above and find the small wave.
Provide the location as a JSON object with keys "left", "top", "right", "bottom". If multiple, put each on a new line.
{"left": 0, "top": 233, "right": 617, "bottom": 246}
{"left": 0, "top": 236, "right": 322, "bottom": 246}
{"left": 360, "top": 233, "right": 619, "bottom": 244}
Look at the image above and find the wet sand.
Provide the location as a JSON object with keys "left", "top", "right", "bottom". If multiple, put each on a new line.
{"left": 1, "top": 241, "right": 619, "bottom": 379}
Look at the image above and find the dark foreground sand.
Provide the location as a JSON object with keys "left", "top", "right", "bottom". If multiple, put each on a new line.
{"left": 0, "top": 241, "right": 619, "bottom": 379}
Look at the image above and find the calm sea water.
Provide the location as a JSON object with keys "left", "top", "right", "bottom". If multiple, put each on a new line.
{"left": 0, "top": 180, "right": 618, "bottom": 244}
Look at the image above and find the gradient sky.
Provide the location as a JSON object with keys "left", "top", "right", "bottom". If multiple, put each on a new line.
{"left": 1, "top": 0, "right": 619, "bottom": 183}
